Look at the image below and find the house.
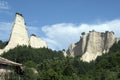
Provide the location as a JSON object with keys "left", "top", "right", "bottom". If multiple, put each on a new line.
{"left": 0, "top": 57, "right": 23, "bottom": 80}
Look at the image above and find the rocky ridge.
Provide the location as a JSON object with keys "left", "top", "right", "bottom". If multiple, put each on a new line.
{"left": 0, "top": 13, "right": 47, "bottom": 54}
{"left": 67, "top": 30, "right": 119, "bottom": 62}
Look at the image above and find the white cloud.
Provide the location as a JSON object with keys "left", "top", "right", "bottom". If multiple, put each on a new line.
{"left": 0, "top": 0, "right": 12, "bottom": 15}
{"left": 0, "top": 0, "right": 9, "bottom": 10}
{"left": 41, "top": 19, "right": 120, "bottom": 50}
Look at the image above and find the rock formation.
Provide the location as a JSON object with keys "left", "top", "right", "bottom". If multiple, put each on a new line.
{"left": 62, "top": 50, "right": 67, "bottom": 57}
{"left": 0, "top": 13, "right": 47, "bottom": 54}
{"left": 30, "top": 34, "right": 47, "bottom": 48}
{"left": 4, "top": 13, "right": 29, "bottom": 52}
{"left": 0, "top": 49, "right": 2, "bottom": 55}
{"left": 67, "top": 30, "right": 115, "bottom": 62}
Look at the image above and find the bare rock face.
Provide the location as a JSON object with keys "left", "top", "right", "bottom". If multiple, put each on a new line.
{"left": 0, "top": 13, "right": 48, "bottom": 54}
{"left": 3, "top": 13, "right": 29, "bottom": 52}
{"left": 0, "top": 49, "right": 2, "bottom": 54}
{"left": 29, "top": 35, "right": 47, "bottom": 48}
{"left": 67, "top": 31, "right": 115, "bottom": 62}
{"left": 62, "top": 50, "right": 67, "bottom": 57}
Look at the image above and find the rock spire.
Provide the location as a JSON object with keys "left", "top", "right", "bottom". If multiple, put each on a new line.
{"left": 4, "top": 13, "right": 29, "bottom": 52}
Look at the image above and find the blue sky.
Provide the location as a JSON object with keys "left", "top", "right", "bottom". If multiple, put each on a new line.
{"left": 0, "top": 0, "right": 120, "bottom": 50}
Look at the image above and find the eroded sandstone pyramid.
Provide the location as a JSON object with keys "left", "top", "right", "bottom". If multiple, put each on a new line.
{"left": 67, "top": 30, "right": 116, "bottom": 62}
{"left": 4, "top": 13, "right": 29, "bottom": 51}
{"left": 0, "top": 13, "right": 47, "bottom": 54}
{"left": 30, "top": 34, "right": 47, "bottom": 48}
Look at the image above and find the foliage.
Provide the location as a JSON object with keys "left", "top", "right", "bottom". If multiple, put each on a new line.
{"left": 22, "top": 67, "right": 38, "bottom": 80}
{"left": 1, "top": 46, "right": 64, "bottom": 64}
{"left": 109, "top": 41, "right": 120, "bottom": 53}
{"left": 0, "top": 40, "right": 8, "bottom": 49}
{"left": 1, "top": 41, "right": 120, "bottom": 80}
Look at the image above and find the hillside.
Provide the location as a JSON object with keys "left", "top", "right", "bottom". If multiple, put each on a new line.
{"left": 0, "top": 41, "right": 120, "bottom": 80}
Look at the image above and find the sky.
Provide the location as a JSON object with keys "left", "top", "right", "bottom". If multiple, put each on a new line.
{"left": 0, "top": 0, "right": 120, "bottom": 50}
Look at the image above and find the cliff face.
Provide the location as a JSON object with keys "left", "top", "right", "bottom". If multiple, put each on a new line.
{"left": 0, "top": 13, "right": 47, "bottom": 54}
{"left": 67, "top": 31, "right": 115, "bottom": 62}
{"left": 30, "top": 35, "right": 47, "bottom": 48}
{"left": 4, "top": 13, "right": 29, "bottom": 52}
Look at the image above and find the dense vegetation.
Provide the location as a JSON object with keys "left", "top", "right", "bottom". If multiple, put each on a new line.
{"left": 1, "top": 41, "right": 120, "bottom": 80}
{"left": 0, "top": 40, "right": 8, "bottom": 49}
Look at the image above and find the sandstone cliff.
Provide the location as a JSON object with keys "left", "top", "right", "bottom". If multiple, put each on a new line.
{"left": 67, "top": 30, "right": 115, "bottom": 62}
{"left": 4, "top": 13, "right": 29, "bottom": 52}
{"left": 0, "top": 13, "right": 47, "bottom": 54}
{"left": 29, "top": 34, "right": 47, "bottom": 48}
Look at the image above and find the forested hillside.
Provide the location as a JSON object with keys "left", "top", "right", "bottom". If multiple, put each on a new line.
{"left": 1, "top": 41, "right": 120, "bottom": 80}
{"left": 0, "top": 40, "right": 8, "bottom": 49}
